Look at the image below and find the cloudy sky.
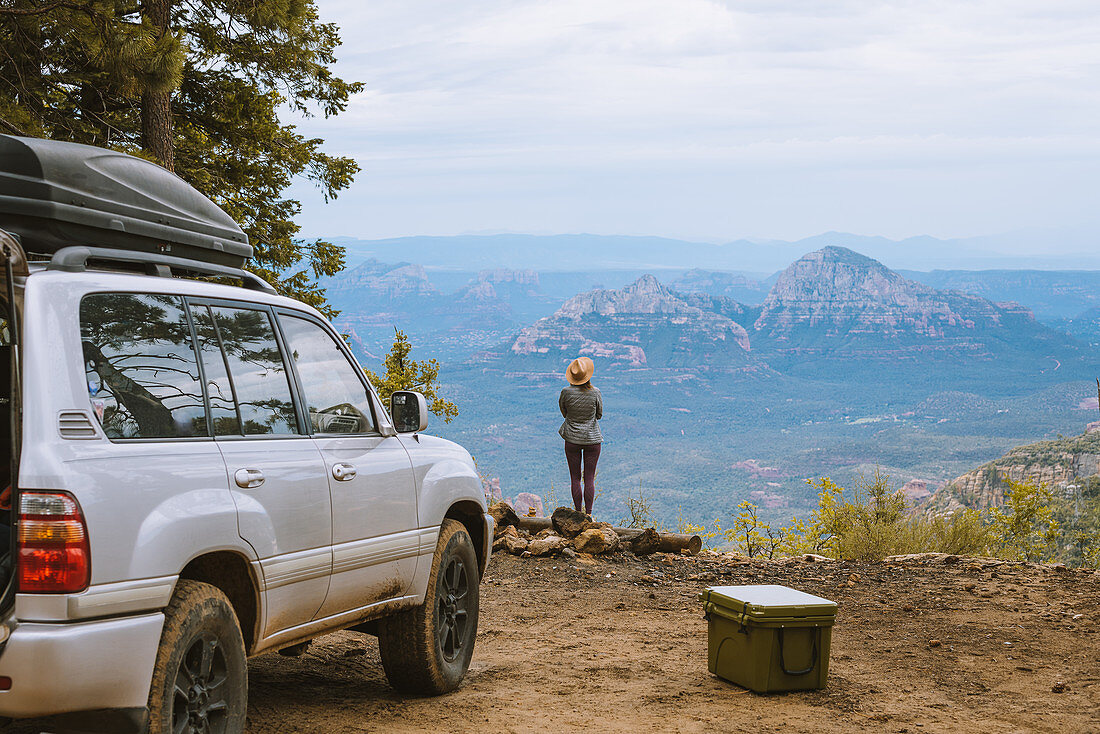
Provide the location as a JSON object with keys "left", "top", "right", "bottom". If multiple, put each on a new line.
{"left": 292, "top": 0, "right": 1100, "bottom": 244}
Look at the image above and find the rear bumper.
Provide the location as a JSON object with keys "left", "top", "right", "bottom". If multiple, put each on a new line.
{"left": 0, "top": 612, "right": 163, "bottom": 719}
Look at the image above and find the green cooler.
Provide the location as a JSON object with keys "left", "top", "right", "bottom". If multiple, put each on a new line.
{"left": 700, "top": 584, "right": 837, "bottom": 693}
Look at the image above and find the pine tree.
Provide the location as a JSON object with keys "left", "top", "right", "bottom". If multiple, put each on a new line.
{"left": 366, "top": 329, "right": 459, "bottom": 424}
{"left": 0, "top": 0, "right": 360, "bottom": 314}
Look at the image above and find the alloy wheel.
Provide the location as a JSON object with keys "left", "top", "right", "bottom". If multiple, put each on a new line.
{"left": 436, "top": 557, "right": 470, "bottom": 662}
{"left": 172, "top": 633, "right": 231, "bottom": 734}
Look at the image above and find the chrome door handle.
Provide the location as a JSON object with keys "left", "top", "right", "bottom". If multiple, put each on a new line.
{"left": 332, "top": 463, "right": 357, "bottom": 482}
{"left": 233, "top": 468, "right": 265, "bottom": 489}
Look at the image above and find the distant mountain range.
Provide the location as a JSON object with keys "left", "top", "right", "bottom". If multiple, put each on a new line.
{"left": 902, "top": 269, "right": 1100, "bottom": 320}
{"left": 322, "top": 258, "right": 560, "bottom": 357}
{"left": 323, "top": 245, "right": 1100, "bottom": 390}
{"left": 327, "top": 228, "right": 1100, "bottom": 273}
{"left": 496, "top": 246, "right": 1091, "bottom": 388}
{"left": 668, "top": 269, "right": 772, "bottom": 303}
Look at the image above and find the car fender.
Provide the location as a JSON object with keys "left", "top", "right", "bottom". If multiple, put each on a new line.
{"left": 416, "top": 456, "right": 485, "bottom": 529}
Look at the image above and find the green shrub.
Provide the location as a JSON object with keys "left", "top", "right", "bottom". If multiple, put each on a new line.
{"left": 922, "top": 509, "right": 993, "bottom": 556}
{"left": 726, "top": 500, "right": 777, "bottom": 558}
{"left": 667, "top": 468, "right": 1097, "bottom": 567}
{"left": 621, "top": 486, "right": 657, "bottom": 529}
{"left": 721, "top": 472, "right": 1002, "bottom": 562}
{"left": 802, "top": 471, "right": 927, "bottom": 561}
{"left": 987, "top": 479, "right": 1059, "bottom": 562}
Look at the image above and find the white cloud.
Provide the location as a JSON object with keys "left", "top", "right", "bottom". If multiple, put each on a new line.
{"left": 294, "top": 0, "right": 1100, "bottom": 242}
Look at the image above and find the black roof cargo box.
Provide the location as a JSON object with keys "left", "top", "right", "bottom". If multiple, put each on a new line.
{"left": 0, "top": 135, "right": 251, "bottom": 268}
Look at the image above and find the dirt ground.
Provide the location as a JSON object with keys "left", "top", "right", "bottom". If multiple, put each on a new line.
{"left": 10, "top": 551, "right": 1100, "bottom": 733}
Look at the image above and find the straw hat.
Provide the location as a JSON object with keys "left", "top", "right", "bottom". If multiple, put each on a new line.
{"left": 566, "top": 356, "right": 595, "bottom": 385}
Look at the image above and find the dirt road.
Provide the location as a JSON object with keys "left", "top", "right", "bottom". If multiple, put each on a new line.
{"left": 9, "top": 551, "right": 1100, "bottom": 733}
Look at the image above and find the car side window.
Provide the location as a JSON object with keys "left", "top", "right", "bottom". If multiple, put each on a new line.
{"left": 206, "top": 305, "right": 299, "bottom": 436}
{"left": 191, "top": 305, "right": 242, "bottom": 436}
{"left": 278, "top": 314, "right": 377, "bottom": 434}
{"left": 79, "top": 293, "right": 206, "bottom": 439}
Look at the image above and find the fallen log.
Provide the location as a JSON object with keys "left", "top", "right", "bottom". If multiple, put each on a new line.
{"left": 618, "top": 528, "right": 702, "bottom": 556}
{"left": 513, "top": 516, "right": 551, "bottom": 533}
{"left": 512, "top": 516, "right": 702, "bottom": 555}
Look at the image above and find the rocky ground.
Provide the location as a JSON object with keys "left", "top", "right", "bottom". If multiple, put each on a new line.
{"left": 10, "top": 550, "right": 1099, "bottom": 733}
{"left": 248, "top": 551, "right": 1100, "bottom": 733}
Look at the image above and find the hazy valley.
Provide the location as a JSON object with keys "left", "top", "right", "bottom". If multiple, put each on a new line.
{"left": 322, "top": 236, "right": 1100, "bottom": 526}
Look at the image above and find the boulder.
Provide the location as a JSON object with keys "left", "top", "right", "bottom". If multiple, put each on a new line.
{"left": 527, "top": 534, "right": 568, "bottom": 557}
{"left": 501, "top": 536, "right": 528, "bottom": 555}
{"left": 801, "top": 553, "right": 832, "bottom": 562}
{"left": 489, "top": 502, "right": 520, "bottom": 531}
{"left": 491, "top": 525, "right": 523, "bottom": 552}
{"left": 552, "top": 507, "right": 590, "bottom": 538}
{"left": 629, "top": 528, "right": 660, "bottom": 556}
{"left": 884, "top": 552, "right": 953, "bottom": 564}
{"left": 492, "top": 525, "right": 519, "bottom": 545}
{"left": 573, "top": 523, "right": 620, "bottom": 554}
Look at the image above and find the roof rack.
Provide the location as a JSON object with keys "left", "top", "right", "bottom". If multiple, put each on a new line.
{"left": 46, "top": 246, "right": 278, "bottom": 294}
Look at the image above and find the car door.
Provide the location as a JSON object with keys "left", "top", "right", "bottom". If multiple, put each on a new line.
{"left": 190, "top": 301, "right": 333, "bottom": 637}
{"left": 276, "top": 311, "right": 419, "bottom": 618}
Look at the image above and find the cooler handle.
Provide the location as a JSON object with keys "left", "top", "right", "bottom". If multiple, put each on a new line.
{"left": 703, "top": 601, "right": 750, "bottom": 628}
{"left": 777, "top": 627, "right": 818, "bottom": 677}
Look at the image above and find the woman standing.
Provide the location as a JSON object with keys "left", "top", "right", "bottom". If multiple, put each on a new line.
{"left": 559, "top": 356, "right": 603, "bottom": 516}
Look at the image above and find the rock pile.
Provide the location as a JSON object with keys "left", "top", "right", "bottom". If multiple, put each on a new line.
{"left": 490, "top": 505, "right": 661, "bottom": 558}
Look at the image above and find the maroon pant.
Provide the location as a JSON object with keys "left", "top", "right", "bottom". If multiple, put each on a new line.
{"left": 564, "top": 441, "right": 601, "bottom": 514}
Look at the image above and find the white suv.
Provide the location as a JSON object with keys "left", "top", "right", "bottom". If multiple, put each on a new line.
{"left": 0, "top": 136, "right": 492, "bottom": 733}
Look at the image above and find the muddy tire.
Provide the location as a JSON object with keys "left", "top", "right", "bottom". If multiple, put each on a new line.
{"left": 379, "top": 518, "right": 480, "bottom": 695}
{"left": 146, "top": 580, "right": 248, "bottom": 734}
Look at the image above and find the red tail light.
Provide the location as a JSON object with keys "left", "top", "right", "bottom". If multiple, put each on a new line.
{"left": 17, "top": 491, "right": 90, "bottom": 593}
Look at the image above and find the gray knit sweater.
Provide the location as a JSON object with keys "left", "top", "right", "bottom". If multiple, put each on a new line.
{"left": 558, "top": 384, "right": 603, "bottom": 444}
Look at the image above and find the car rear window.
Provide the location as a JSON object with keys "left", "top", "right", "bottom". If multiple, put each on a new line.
{"left": 80, "top": 293, "right": 207, "bottom": 439}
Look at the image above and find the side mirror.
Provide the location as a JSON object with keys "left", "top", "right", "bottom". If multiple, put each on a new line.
{"left": 391, "top": 390, "right": 428, "bottom": 433}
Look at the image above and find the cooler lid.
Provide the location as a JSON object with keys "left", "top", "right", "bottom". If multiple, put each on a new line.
{"left": 701, "top": 584, "right": 837, "bottom": 619}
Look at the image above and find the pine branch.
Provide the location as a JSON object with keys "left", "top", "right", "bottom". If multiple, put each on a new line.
{"left": 0, "top": 1, "right": 93, "bottom": 17}
{"left": 0, "top": 115, "right": 25, "bottom": 135}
